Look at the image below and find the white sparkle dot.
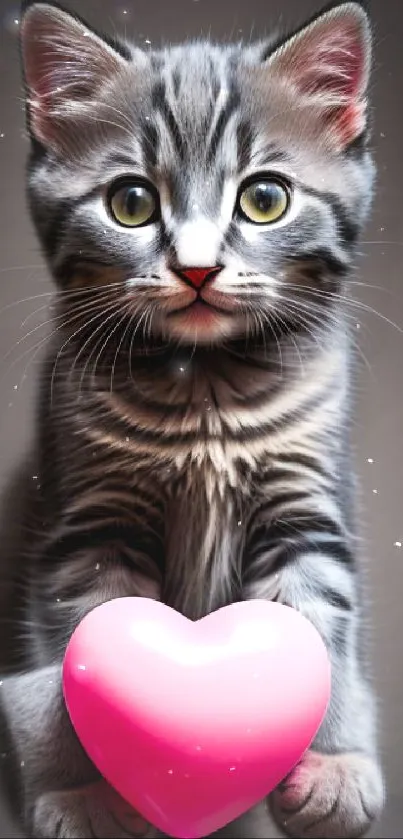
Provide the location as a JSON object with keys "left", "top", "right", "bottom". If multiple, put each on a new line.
{"left": 380, "top": 132, "right": 386, "bottom": 138}
{"left": 367, "top": 458, "right": 374, "bottom": 464}
{"left": 95, "top": 562, "right": 100, "bottom": 571}
{"left": 20, "top": 761, "right": 25, "bottom": 767}
{"left": 229, "top": 766, "right": 236, "bottom": 772}
{"left": 145, "top": 116, "right": 151, "bottom": 121}
{"left": 48, "top": 680, "right": 53, "bottom": 685}
{"left": 13, "top": 384, "right": 18, "bottom": 390}
{"left": 179, "top": 366, "right": 185, "bottom": 373}
{"left": 32, "top": 475, "right": 38, "bottom": 481}
{"left": 356, "top": 322, "right": 361, "bottom": 329}
{"left": 14, "top": 18, "right": 19, "bottom": 25}
{"left": 0, "top": 133, "right": 4, "bottom": 139}
{"left": 0, "top": 681, "right": 3, "bottom": 687}
{"left": 78, "top": 665, "right": 86, "bottom": 671}
{"left": 372, "top": 489, "right": 378, "bottom": 494}
{"left": 394, "top": 541, "right": 402, "bottom": 548}
{"left": 237, "top": 520, "right": 242, "bottom": 527}
{"left": 125, "top": 436, "right": 130, "bottom": 442}
{"left": 145, "top": 38, "right": 151, "bottom": 45}
{"left": 56, "top": 598, "right": 61, "bottom": 603}
{"left": 167, "top": 769, "right": 173, "bottom": 774}
{"left": 123, "top": 8, "right": 128, "bottom": 13}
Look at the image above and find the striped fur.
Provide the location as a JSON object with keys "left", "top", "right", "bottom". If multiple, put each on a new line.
{"left": 1, "top": 2, "right": 384, "bottom": 837}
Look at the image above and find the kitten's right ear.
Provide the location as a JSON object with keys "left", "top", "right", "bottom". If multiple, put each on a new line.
{"left": 20, "top": 2, "right": 130, "bottom": 150}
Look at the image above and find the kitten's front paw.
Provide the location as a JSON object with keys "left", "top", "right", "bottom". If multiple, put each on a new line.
{"left": 31, "top": 779, "right": 157, "bottom": 838}
{"left": 269, "top": 751, "right": 384, "bottom": 838}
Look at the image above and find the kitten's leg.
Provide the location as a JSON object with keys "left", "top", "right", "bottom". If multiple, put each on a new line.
{"left": 1, "top": 665, "right": 158, "bottom": 839}
{"left": 2, "top": 556, "right": 161, "bottom": 838}
{"left": 244, "top": 543, "right": 384, "bottom": 838}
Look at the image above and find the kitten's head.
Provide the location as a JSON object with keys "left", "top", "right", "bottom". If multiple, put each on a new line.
{"left": 21, "top": 1, "right": 374, "bottom": 347}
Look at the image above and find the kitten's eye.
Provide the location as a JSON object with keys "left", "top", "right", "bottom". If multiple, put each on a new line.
{"left": 108, "top": 180, "right": 159, "bottom": 228}
{"left": 238, "top": 178, "right": 289, "bottom": 225}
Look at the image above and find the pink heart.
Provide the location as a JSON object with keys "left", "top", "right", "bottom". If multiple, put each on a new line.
{"left": 63, "top": 598, "right": 330, "bottom": 838}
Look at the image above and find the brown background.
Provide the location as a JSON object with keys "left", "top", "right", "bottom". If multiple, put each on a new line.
{"left": 0, "top": 0, "right": 402, "bottom": 836}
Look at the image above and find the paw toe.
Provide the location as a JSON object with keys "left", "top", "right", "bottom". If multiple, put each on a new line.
{"left": 269, "top": 752, "right": 384, "bottom": 839}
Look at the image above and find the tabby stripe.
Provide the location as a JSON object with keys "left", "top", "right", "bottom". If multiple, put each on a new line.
{"left": 152, "top": 81, "right": 186, "bottom": 161}
{"left": 272, "top": 452, "right": 333, "bottom": 483}
{"left": 65, "top": 505, "right": 161, "bottom": 531}
{"left": 253, "top": 144, "right": 290, "bottom": 165}
{"left": 303, "top": 186, "right": 360, "bottom": 245}
{"left": 211, "top": 366, "right": 283, "bottom": 407}
{"left": 292, "top": 248, "right": 349, "bottom": 277}
{"left": 55, "top": 255, "right": 116, "bottom": 284}
{"left": 141, "top": 119, "right": 159, "bottom": 168}
{"left": 40, "top": 523, "right": 164, "bottom": 572}
{"left": 312, "top": 583, "right": 353, "bottom": 611}
{"left": 42, "top": 198, "right": 77, "bottom": 259}
{"left": 172, "top": 70, "right": 181, "bottom": 97}
{"left": 248, "top": 512, "right": 353, "bottom": 566}
{"left": 225, "top": 350, "right": 276, "bottom": 372}
{"left": 98, "top": 385, "right": 333, "bottom": 444}
{"left": 206, "top": 85, "right": 241, "bottom": 164}
{"left": 65, "top": 485, "right": 164, "bottom": 512}
{"left": 102, "top": 152, "right": 143, "bottom": 170}
{"left": 247, "top": 491, "right": 317, "bottom": 533}
{"left": 236, "top": 120, "right": 253, "bottom": 171}
{"left": 331, "top": 617, "right": 349, "bottom": 654}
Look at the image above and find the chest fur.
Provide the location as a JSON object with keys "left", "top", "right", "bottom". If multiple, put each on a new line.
{"left": 163, "top": 461, "right": 246, "bottom": 619}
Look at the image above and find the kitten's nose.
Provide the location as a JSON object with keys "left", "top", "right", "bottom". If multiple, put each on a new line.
{"left": 177, "top": 266, "right": 222, "bottom": 289}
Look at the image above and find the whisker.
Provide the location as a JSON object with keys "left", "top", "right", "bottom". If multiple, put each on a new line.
{"left": 49, "top": 310, "right": 116, "bottom": 404}
{"left": 69, "top": 302, "right": 125, "bottom": 393}
{"left": 89, "top": 307, "right": 132, "bottom": 391}
{"left": 109, "top": 307, "right": 136, "bottom": 393}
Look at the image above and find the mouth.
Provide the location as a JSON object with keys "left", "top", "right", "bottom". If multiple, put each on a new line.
{"left": 167, "top": 299, "right": 232, "bottom": 318}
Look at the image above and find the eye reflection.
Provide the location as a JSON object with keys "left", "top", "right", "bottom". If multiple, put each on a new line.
{"left": 238, "top": 178, "right": 290, "bottom": 224}
{"left": 108, "top": 180, "right": 159, "bottom": 228}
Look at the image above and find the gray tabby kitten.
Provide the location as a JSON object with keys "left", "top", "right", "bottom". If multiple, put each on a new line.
{"left": 1, "top": 1, "right": 385, "bottom": 837}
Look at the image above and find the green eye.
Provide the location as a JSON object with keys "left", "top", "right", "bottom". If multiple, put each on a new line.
{"left": 108, "top": 180, "right": 158, "bottom": 227}
{"left": 238, "top": 178, "right": 289, "bottom": 224}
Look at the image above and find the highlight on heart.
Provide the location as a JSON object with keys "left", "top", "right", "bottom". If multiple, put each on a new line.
{"left": 62, "top": 597, "right": 331, "bottom": 839}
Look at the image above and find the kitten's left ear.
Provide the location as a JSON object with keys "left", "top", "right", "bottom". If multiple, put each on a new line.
{"left": 265, "top": 1, "right": 372, "bottom": 148}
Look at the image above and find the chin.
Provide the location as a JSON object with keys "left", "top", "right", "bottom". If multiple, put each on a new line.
{"left": 160, "top": 303, "right": 244, "bottom": 345}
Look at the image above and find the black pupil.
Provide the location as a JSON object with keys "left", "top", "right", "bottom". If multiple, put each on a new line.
{"left": 125, "top": 187, "right": 146, "bottom": 214}
{"left": 253, "top": 183, "right": 278, "bottom": 212}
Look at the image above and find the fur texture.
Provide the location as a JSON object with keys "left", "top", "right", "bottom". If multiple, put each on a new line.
{"left": 1, "top": 2, "right": 384, "bottom": 837}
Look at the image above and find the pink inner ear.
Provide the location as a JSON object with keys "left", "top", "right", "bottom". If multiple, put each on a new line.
{"left": 331, "top": 100, "right": 366, "bottom": 146}
{"left": 296, "top": 35, "right": 364, "bottom": 99}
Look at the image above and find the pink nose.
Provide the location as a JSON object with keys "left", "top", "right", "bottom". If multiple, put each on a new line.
{"left": 178, "top": 267, "right": 222, "bottom": 289}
